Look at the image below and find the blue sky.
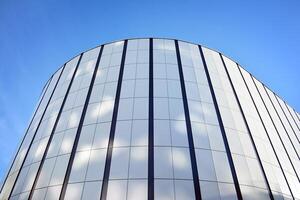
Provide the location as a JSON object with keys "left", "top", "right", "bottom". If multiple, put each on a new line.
{"left": 0, "top": 0, "right": 299, "bottom": 182}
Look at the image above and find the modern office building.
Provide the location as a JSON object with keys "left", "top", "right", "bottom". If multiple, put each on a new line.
{"left": 0, "top": 38, "right": 300, "bottom": 200}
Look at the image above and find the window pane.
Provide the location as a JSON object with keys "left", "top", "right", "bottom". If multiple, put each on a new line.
{"left": 114, "top": 121, "right": 132, "bottom": 147}
{"left": 154, "top": 147, "right": 173, "bottom": 178}
{"left": 64, "top": 183, "right": 83, "bottom": 200}
{"left": 196, "top": 149, "right": 217, "bottom": 181}
{"left": 155, "top": 180, "right": 175, "bottom": 200}
{"left": 81, "top": 181, "right": 102, "bottom": 200}
{"left": 174, "top": 180, "right": 195, "bottom": 200}
{"left": 86, "top": 149, "right": 106, "bottom": 181}
{"left": 170, "top": 121, "right": 188, "bottom": 147}
{"left": 106, "top": 180, "right": 127, "bottom": 200}
{"left": 131, "top": 120, "right": 148, "bottom": 146}
{"left": 154, "top": 120, "right": 171, "bottom": 146}
{"left": 45, "top": 185, "right": 61, "bottom": 200}
{"left": 129, "top": 147, "right": 148, "bottom": 179}
{"left": 109, "top": 148, "right": 130, "bottom": 179}
{"left": 127, "top": 180, "right": 147, "bottom": 200}
{"left": 49, "top": 154, "right": 70, "bottom": 186}
{"left": 69, "top": 151, "right": 90, "bottom": 183}
{"left": 200, "top": 181, "right": 221, "bottom": 200}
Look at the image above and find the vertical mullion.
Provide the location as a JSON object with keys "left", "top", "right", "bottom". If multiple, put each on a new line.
{"left": 263, "top": 87, "right": 300, "bottom": 159}
{"left": 100, "top": 40, "right": 128, "bottom": 200}
{"left": 284, "top": 101, "right": 300, "bottom": 132}
{"left": 26, "top": 54, "right": 83, "bottom": 199}
{"left": 58, "top": 46, "right": 104, "bottom": 200}
{"left": 198, "top": 46, "right": 243, "bottom": 200}
{"left": 274, "top": 93, "right": 300, "bottom": 144}
{"left": 251, "top": 76, "right": 300, "bottom": 183}
{"left": 220, "top": 55, "right": 274, "bottom": 200}
{"left": 175, "top": 40, "right": 202, "bottom": 200}
{"left": 238, "top": 66, "right": 295, "bottom": 198}
{"left": 0, "top": 75, "right": 53, "bottom": 194}
{"left": 8, "top": 63, "right": 66, "bottom": 199}
{"left": 148, "top": 38, "right": 154, "bottom": 200}
{"left": 294, "top": 109, "right": 300, "bottom": 122}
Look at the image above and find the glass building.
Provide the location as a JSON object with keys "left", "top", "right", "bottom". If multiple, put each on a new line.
{"left": 0, "top": 38, "right": 300, "bottom": 200}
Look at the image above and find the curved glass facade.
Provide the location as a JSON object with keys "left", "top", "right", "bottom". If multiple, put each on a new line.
{"left": 0, "top": 38, "right": 299, "bottom": 200}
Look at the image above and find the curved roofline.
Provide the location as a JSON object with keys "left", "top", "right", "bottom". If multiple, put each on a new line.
{"left": 42, "top": 37, "right": 298, "bottom": 113}
{"left": 49, "top": 37, "right": 236, "bottom": 75}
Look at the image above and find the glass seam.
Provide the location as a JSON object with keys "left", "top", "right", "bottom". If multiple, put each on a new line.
{"left": 284, "top": 101, "right": 300, "bottom": 133}
{"left": 198, "top": 45, "right": 243, "bottom": 200}
{"left": 0, "top": 75, "right": 53, "bottom": 194}
{"left": 175, "top": 40, "right": 202, "bottom": 200}
{"left": 27, "top": 54, "right": 83, "bottom": 200}
{"left": 220, "top": 54, "right": 274, "bottom": 200}
{"left": 8, "top": 64, "right": 66, "bottom": 199}
{"left": 274, "top": 93, "right": 300, "bottom": 143}
{"left": 100, "top": 40, "right": 128, "bottom": 200}
{"left": 263, "top": 87, "right": 300, "bottom": 159}
{"left": 58, "top": 46, "right": 104, "bottom": 199}
{"left": 251, "top": 76, "right": 300, "bottom": 183}
{"left": 237, "top": 66, "right": 294, "bottom": 199}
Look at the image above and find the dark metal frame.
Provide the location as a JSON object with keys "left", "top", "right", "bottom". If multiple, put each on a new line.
{"left": 251, "top": 76, "right": 300, "bottom": 183}
{"left": 27, "top": 54, "right": 83, "bottom": 199}
{"left": 237, "top": 66, "right": 294, "bottom": 198}
{"left": 8, "top": 64, "right": 66, "bottom": 199}
{"left": 273, "top": 93, "right": 300, "bottom": 143}
{"left": 293, "top": 109, "right": 300, "bottom": 123}
{"left": 263, "top": 87, "right": 300, "bottom": 159}
{"left": 2, "top": 38, "right": 299, "bottom": 200}
{"left": 41, "top": 37, "right": 297, "bottom": 121}
{"left": 198, "top": 46, "right": 243, "bottom": 200}
{"left": 100, "top": 40, "right": 128, "bottom": 200}
{"left": 220, "top": 54, "right": 274, "bottom": 199}
{"left": 284, "top": 101, "right": 300, "bottom": 132}
{"left": 0, "top": 76, "right": 52, "bottom": 194}
{"left": 58, "top": 46, "right": 104, "bottom": 199}
{"left": 175, "top": 40, "right": 202, "bottom": 200}
{"left": 148, "top": 38, "right": 154, "bottom": 200}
